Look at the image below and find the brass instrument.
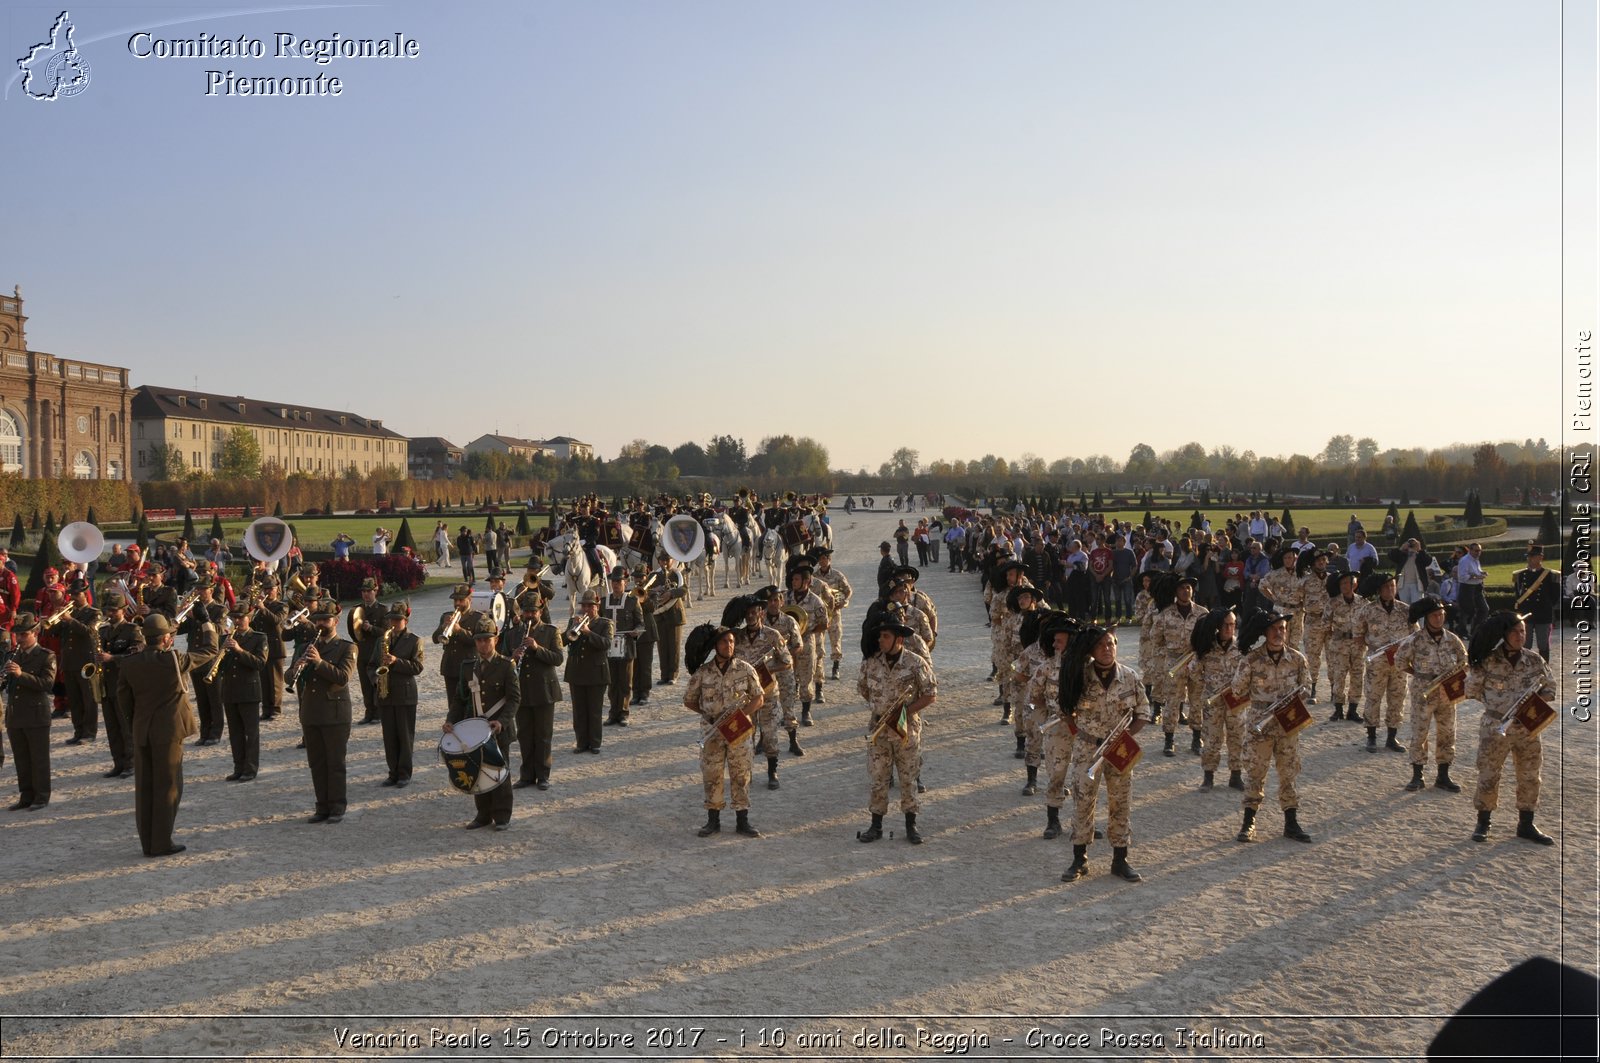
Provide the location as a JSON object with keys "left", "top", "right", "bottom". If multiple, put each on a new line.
{"left": 1250, "top": 685, "right": 1311, "bottom": 737}
{"left": 41, "top": 602, "right": 74, "bottom": 629}
{"left": 1495, "top": 677, "right": 1554, "bottom": 737}
{"left": 440, "top": 606, "right": 466, "bottom": 641}
{"left": 204, "top": 616, "right": 235, "bottom": 684}
{"left": 865, "top": 684, "right": 918, "bottom": 745}
{"left": 566, "top": 614, "right": 591, "bottom": 640}
{"left": 284, "top": 605, "right": 310, "bottom": 628}
{"left": 172, "top": 589, "right": 202, "bottom": 626}
{"left": 1365, "top": 631, "right": 1418, "bottom": 665}
{"left": 1087, "top": 709, "right": 1139, "bottom": 781}
{"left": 781, "top": 604, "right": 809, "bottom": 637}
{"left": 1166, "top": 650, "right": 1196, "bottom": 678}
{"left": 82, "top": 622, "right": 106, "bottom": 702}
{"left": 375, "top": 626, "right": 393, "bottom": 700}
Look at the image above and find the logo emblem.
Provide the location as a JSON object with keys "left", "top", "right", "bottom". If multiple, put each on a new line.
{"left": 18, "top": 11, "right": 91, "bottom": 101}
{"left": 252, "top": 519, "right": 287, "bottom": 559}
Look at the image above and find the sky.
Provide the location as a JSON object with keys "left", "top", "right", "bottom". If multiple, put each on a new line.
{"left": 2, "top": 1, "right": 1592, "bottom": 474}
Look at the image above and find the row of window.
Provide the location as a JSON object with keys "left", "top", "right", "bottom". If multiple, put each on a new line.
{"left": 160, "top": 421, "right": 400, "bottom": 452}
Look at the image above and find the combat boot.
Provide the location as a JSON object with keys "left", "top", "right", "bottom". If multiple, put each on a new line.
{"left": 801, "top": 705, "right": 813, "bottom": 727}
{"left": 787, "top": 728, "right": 804, "bottom": 756}
{"left": 1471, "top": 810, "right": 1492, "bottom": 843}
{"left": 1348, "top": 702, "right": 1361, "bottom": 723}
{"left": 1365, "top": 726, "right": 1378, "bottom": 752}
{"left": 1435, "top": 764, "right": 1460, "bottom": 792}
{"left": 1022, "top": 765, "right": 1038, "bottom": 795}
{"left": 1014, "top": 734, "right": 1026, "bottom": 759}
{"left": 1236, "top": 807, "right": 1257, "bottom": 842}
{"left": 1283, "top": 808, "right": 1312, "bottom": 842}
{"left": 1385, "top": 728, "right": 1406, "bottom": 753}
{"left": 1110, "top": 846, "right": 1142, "bottom": 882}
{"left": 697, "top": 809, "right": 721, "bottom": 837}
{"left": 1200, "top": 770, "right": 1214, "bottom": 790}
{"left": 1310, "top": 681, "right": 1318, "bottom": 703}
{"left": 767, "top": 757, "right": 780, "bottom": 791}
{"left": 1043, "top": 807, "right": 1062, "bottom": 839}
{"left": 1000, "top": 703, "right": 1011, "bottom": 723}
{"left": 1061, "top": 844, "right": 1088, "bottom": 881}
{"left": 1329, "top": 703, "right": 1344, "bottom": 722}
{"left": 1227, "top": 770, "right": 1244, "bottom": 790}
{"left": 831, "top": 660, "right": 840, "bottom": 680}
{"left": 904, "top": 813, "right": 923, "bottom": 844}
{"left": 813, "top": 683, "right": 825, "bottom": 704}
{"left": 856, "top": 813, "right": 884, "bottom": 843}
{"left": 735, "top": 810, "right": 761, "bottom": 837}
{"left": 1405, "top": 764, "right": 1425, "bottom": 792}
{"left": 1516, "top": 810, "right": 1554, "bottom": 846}
{"left": 1163, "top": 732, "right": 1176, "bottom": 757}
{"left": 1190, "top": 729, "right": 1203, "bottom": 755}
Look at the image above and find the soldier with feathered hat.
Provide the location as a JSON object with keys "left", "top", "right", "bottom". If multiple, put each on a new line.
{"left": 1354, "top": 570, "right": 1414, "bottom": 753}
{"left": 1057, "top": 624, "right": 1148, "bottom": 883}
{"left": 1228, "top": 609, "right": 1313, "bottom": 845}
{"left": 1464, "top": 611, "right": 1556, "bottom": 845}
{"left": 1392, "top": 595, "right": 1468, "bottom": 793}
{"left": 1187, "top": 607, "right": 1243, "bottom": 791}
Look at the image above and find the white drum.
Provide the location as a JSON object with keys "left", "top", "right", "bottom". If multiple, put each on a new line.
{"left": 439, "top": 717, "right": 509, "bottom": 795}
{"left": 469, "top": 589, "right": 507, "bottom": 630}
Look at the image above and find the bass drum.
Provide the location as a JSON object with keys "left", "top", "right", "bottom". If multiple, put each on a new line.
{"left": 470, "top": 588, "right": 508, "bottom": 629}
{"left": 439, "top": 717, "right": 509, "bottom": 795}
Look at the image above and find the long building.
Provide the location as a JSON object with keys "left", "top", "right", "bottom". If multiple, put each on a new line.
{"left": 130, "top": 386, "right": 409, "bottom": 480}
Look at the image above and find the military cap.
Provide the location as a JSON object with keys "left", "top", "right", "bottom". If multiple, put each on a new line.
{"left": 450, "top": 584, "right": 473, "bottom": 600}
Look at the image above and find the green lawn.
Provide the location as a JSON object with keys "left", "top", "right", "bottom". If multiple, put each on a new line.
{"left": 1081, "top": 507, "right": 1497, "bottom": 543}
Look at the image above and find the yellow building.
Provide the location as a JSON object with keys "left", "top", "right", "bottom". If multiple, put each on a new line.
{"left": 130, "top": 386, "right": 408, "bottom": 480}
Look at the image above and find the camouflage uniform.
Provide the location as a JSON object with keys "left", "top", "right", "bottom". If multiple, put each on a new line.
{"left": 1028, "top": 652, "right": 1072, "bottom": 807}
{"left": 1356, "top": 599, "right": 1414, "bottom": 729}
{"left": 1258, "top": 568, "right": 1303, "bottom": 645}
{"left": 1466, "top": 648, "right": 1554, "bottom": 813}
{"left": 1323, "top": 593, "right": 1366, "bottom": 708}
{"left": 1067, "top": 662, "right": 1148, "bottom": 847}
{"left": 1189, "top": 643, "right": 1243, "bottom": 774}
{"left": 811, "top": 566, "right": 853, "bottom": 664}
{"left": 1230, "top": 644, "right": 1311, "bottom": 811}
{"left": 1014, "top": 641, "right": 1050, "bottom": 767}
{"left": 734, "top": 624, "right": 791, "bottom": 756}
{"left": 1000, "top": 607, "right": 1035, "bottom": 734}
{"left": 1133, "top": 591, "right": 1154, "bottom": 646}
{"left": 1148, "top": 604, "right": 1205, "bottom": 733}
{"left": 989, "top": 592, "right": 1016, "bottom": 692}
{"left": 858, "top": 650, "right": 937, "bottom": 815}
{"left": 1394, "top": 628, "right": 1468, "bottom": 768}
{"left": 911, "top": 588, "right": 939, "bottom": 651}
{"left": 764, "top": 607, "right": 803, "bottom": 729}
{"left": 788, "top": 587, "right": 829, "bottom": 700}
{"left": 685, "top": 656, "right": 763, "bottom": 812}
{"left": 1300, "top": 577, "right": 1333, "bottom": 694}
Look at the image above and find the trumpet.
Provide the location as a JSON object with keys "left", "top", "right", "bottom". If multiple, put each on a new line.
{"left": 41, "top": 602, "right": 74, "bottom": 629}
{"left": 865, "top": 684, "right": 918, "bottom": 745}
{"left": 374, "top": 626, "right": 392, "bottom": 700}
{"left": 1495, "top": 677, "right": 1553, "bottom": 737}
{"left": 1087, "top": 709, "right": 1139, "bottom": 781}
{"left": 566, "top": 614, "right": 591, "bottom": 640}
{"left": 440, "top": 607, "right": 467, "bottom": 641}
{"left": 204, "top": 617, "right": 235, "bottom": 684}
{"left": 173, "top": 589, "right": 202, "bottom": 626}
{"left": 1166, "top": 650, "right": 1197, "bottom": 678}
{"left": 284, "top": 605, "right": 310, "bottom": 628}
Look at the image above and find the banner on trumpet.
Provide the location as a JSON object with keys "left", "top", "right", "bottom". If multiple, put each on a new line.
{"left": 1422, "top": 665, "right": 1469, "bottom": 704}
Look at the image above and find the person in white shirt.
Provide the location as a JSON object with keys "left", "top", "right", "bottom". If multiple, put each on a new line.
{"left": 1455, "top": 542, "right": 1488, "bottom": 630}
{"left": 1345, "top": 528, "right": 1379, "bottom": 575}
{"left": 371, "top": 529, "right": 389, "bottom": 556}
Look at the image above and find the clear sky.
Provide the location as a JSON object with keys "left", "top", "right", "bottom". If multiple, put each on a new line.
{"left": 2, "top": 1, "right": 1583, "bottom": 473}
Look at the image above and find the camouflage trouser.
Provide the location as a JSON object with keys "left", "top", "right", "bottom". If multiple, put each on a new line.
{"left": 827, "top": 610, "right": 844, "bottom": 662}
{"left": 755, "top": 679, "right": 782, "bottom": 756}
{"left": 1408, "top": 692, "right": 1458, "bottom": 767}
{"left": 812, "top": 634, "right": 825, "bottom": 689}
{"left": 770, "top": 668, "right": 798, "bottom": 730}
{"left": 1201, "top": 700, "right": 1244, "bottom": 774}
{"left": 1286, "top": 613, "right": 1305, "bottom": 650}
{"left": 1070, "top": 733, "right": 1131, "bottom": 847}
{"left": 1362, "top": 659, "right": 1407, "bottom": 729}
{"left": 1303, "top": 623, "right": 1330, "bottom": 692}
{"left": 1043, "top": 722, "right": 1074, "bottom": 807}
{"left": 1473, "top": 714, "right": 1542, "bottom": 812}
{"left": 1023, "top": 700, "right": 1046, "bottom": 768}
{"left": 795, "top": 638, "right": 820, "bottom": 702}
{"left": 1242, "top": 732, "right": 1302, "bottom": 811}
{"left": 701, "top": 732, "right": 753, "bottom": 811}
{"left": 1326, "top": 637, "right": 1364, "bottom": 705}
{"left": 1160, "top": 669, "right": 1203, "bottom": 733}
{"left": 868, "top": 724, "right": 921, "bottom": 815}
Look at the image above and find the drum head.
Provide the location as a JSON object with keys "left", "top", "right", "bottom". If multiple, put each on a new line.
{"left": 439, "top": 717, "right": 508, "bottom": 794}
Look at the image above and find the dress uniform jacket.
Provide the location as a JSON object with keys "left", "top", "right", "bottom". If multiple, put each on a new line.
{"left": 599, "top": 594, "right": 644, "bottom": 659}
{"left": 217, "top": 628, "right": 269, "bottom": 703}
{"left": 116, "top": 645, "right": 214, "bottom": 854}
{"left": 452, "top": 655, "right": 521, "bottom": 736}
{"left": 5, "top": 643, "right": 58, "bottom": 729}
{"left": 563, "top": 619, "right": 615, "bottom": 687}
{"left": 373, "top": 630, "right": 424, "bottom": 707}
{"left": 296, "top": 636, "right": 357, "bottom": 725}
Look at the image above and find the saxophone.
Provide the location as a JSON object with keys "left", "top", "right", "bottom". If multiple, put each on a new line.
{"left": 204, "top": 616, "right": 235, "bottom": 684}
{"left": 83, "top": 621, "right": 106, "bottom": 703}
{"left": 375, "top": 626, "right": 392, "bottom": 700}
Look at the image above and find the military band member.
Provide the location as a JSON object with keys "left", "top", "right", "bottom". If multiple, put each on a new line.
{"left": 432, "top": 585, "right": 483, "bottom": 721}
{"left": 1322, "top": 570, "right": 1365, "bottom": 722}
{"left": 1258, "top": 547, "right": 1304, "bottom": 646}
{"left": 647, "top": 555, "right": 689, "bottom": 685}
{"left": 1388, "top": 594, "right": 1469, "bottom": 793}
{"left": 348, "top": 578, "right": 384, "bottom": 725}
{"left": 141, "top": 566, "right": 179, "bottom": 623}
{"left": 684, "top": 624, "right": 764, "bottom": 838}
{"left": 1466, "top": 612, "right": 1556, "bottom": 845}
{"left": 448, "top": 620, "right": 521, "bottom": 831}
{"left": 179, "top": 577, "right": 224, "bottom": 746}
{"left": 1026, "top": 613, "right": 1077, "bottom": 833}
{"left": 95, "top": 590, "right": 145, "bottom": 778}
{"left": 5, "top": 614, "right": 56, "bottom": 811}
{"left": 53, "top": 577, "right": 101, "bottom": 746}
{"left": 1001, "top": 584, "right": 1042, "bottom": 758}
{"left": 810, "top": 547, "right": 852, "bottom": 681}
{"left": 375, "top": 602, "right": 424, "bottom": 787}
{"left": 509, "top": 591, "right": 563, "bottom": 791}
{"left": 293, "top": 601, "right": 357, "bottom": 824}
{"left": 1230, "top": 610, "right": 1312, "bottom": 844}
{"left": 762, "top": 586, "right": 804, "bottom": 739}
{"left": 855, "top": 619, "right": 935, "bottom": 844}
{"left": 600, "top": 566, "right": 644, "bottom": 727}
{"left": 1059, "top": 625, "right": 1147, "bottom": 882}
{"left": 1013, "top": 609, "right": 1053, "bottom": 793}
{"left": 1148, "top": 574, "right": 1206, "bottom": 757}
{"left": 727, "top": 595, "right": 793, "bottom": 789}
{"left": 1355, "top": 571, "right": 1414, "bottom": 753}
{"left": 989, "top": 560, "right": 1030, "bottom": 722}
{"left": 1187, "top": 608, "right": 1243, "bottom": 790}
{"left": 252, "top": 584, "right": 290, "bottom": 723}
{"left": 1296, "top": 551, "right": 1332, "bottom": 701}
{"left": 786, "top": 562, "right": 829, "bottom": 723}
{"left": 116, "top": 614, "right": 216, "bottom": 856}
{"left": 1511, "top": 544, "right": 1561, "bottom": 659}
{"left": 563, "top": 591, "right": 614, "bottom": 754}
{"left": 217, "top": 598, "right": 268, "bottom": 781}
{"left": 630, "top": 566, "right": 658, "bottom": 704}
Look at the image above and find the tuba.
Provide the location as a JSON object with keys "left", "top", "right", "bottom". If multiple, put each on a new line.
{"left": 57, "top": 522, "right": 105, "bottom": 565}
{"left": 781, "top": 604, "right": 809, "bottom": 637}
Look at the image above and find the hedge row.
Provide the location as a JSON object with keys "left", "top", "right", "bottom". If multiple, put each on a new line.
{"left": 137, "top": 477, "right": 552, "bottom": 515}
{"left": 0, "top": 476, "right": 139, "bottom": 524}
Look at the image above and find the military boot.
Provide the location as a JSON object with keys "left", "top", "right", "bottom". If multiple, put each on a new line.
{"left": 1000, "top": 702, "right": 1012, "bottom": 723}
{"left": 1061, "top": 844, "right": 1089, "bottom": 881}
{"left": 1022, "top": 765, "right": 1038, "bottom": 795}
{"left": 801, "top": 705, "right": 813, "bottom": 727}
{"left": 1163, "top": 732, "right": 1176, "bottom": 757}
{"left": 1435, "top": 763, "right": 1461, "bottom": 792}
{"left": 856, "top": 813, "right": 884, "bottom": 843}
{"left": 1366, "top": 726, "right": 1378, "bottom": 752}
{"left": 1236, "top": 807, "right": 1257, "bottom": 842}
{"left": 1405, "top": 763, "right": 1425, "bottom": 792}
{"left": 1283, "top": 809, "right": 1312, "bottom": 842}
{"left": 787, "top": 728, "right": 804, "bottom": 756}
{"left": 1110, "top": 846, "right": 1142, "bottom": 881}
{"left": 813, "top": 683, "right": 825, "bottom": 704}
{"left": 767, "top": 756, "right": 780, "bottom": 791}
{"left": 1348, "top": 702, "right": 1361, "bottom": 723}
{"left": 1329, "top": 703, "right": 1344, "bottom": 722}
{"left": 1385, "top": 728, "right": 1406, "bottom": 753}
{"left": 1190, "top": 729, "right": 1203, "bottom": 755}
{"left": 1227, "top": 770, "right": 1244, "bottom": 790}
{"left": 831, "top": 660, "right": 840, "bottom": 680}
{"left": 1471, "top": 810, "right": 1492, "bottom": 843}
{"left": 1516, "top": 810, "right": 1554, "bottom": 845}
{"left": 1200, "top": 770, "right": 1215, "bottom": 790}
{"left": 1014, "top": 733, "right": 1026, "bottom": 759}
{"left": 697, "top": 809, "right": 721, "bottom": 837}
{"left": 904, "top": 813, "right": 923, "bottom": 844}
{"left": 1043, "top": 807, "right": 1062, "bottom": 839}
{"left": 735, "top": 810, "right": 761, "bottom": 837}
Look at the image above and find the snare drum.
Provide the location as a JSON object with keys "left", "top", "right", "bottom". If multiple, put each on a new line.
{"left": 779, "top": 522, "right": 811, "bottom": 550}
{"left": 439, "top": 717, "right": 509, "bottom": 795}
{"left": 470, "top": 588, "right": 507, "bottom": 629}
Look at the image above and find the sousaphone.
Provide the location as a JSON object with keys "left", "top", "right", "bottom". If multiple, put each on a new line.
{"left": 57, "top": 522, "right": 105, "bottom": 564}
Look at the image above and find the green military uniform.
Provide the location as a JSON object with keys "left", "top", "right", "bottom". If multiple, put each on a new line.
{"left": 451, "top": 625, "right": 521, "bottom": 829}
{"left": 294, "top": 608, "right": 357, "bottom": 821}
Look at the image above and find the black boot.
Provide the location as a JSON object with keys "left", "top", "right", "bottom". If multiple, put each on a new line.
{"left": 1329, "top": 703, "right": 1344, "bottom": 722}
{"left": 1110, "top": 846, "right": 1142, "bottom": 881}
{"left": 801, "top": 705, "right": 813, "bottom": 727}
{"left": 1283, "top": 808, "right": 1312, "bottom": 842}
{"left": 856, "top": 813, "right": 883, "bottom": 842}
{"left": 1472, "top": 810, "right": 1492, "bottom": 843}
{"left": 1043, "top": 807, "right": 1062, "bottom": 839}
{"left": 1200, "top": 770, "right": 1214, "bottom": 790}
{"left": 1405, "top": 764, "right": 1425, "bottom": 792}
{"left": 1516, "top": 810, "right": 1554, "bottom": 846}
{"left": 831, "top": 660, "right": 840, "bottom": 680}
{"left": 904, "top": 812, "right": 922, "bottom": 844}
{"left": 1061, "top": 843, "right": 1088, "bottom": 881}
{"left": 766, "top": 756, "right": 780, "bottom": 791}
{"left": 1000, "top": 703, "right": 1012, "bottom": 724}
{"left": 735, "top": 810, "right": 761, "bottom": 837}
{"left": 1236, "top": 807, "right": 1257, "bottom": 842}
{"left": 697, "top": 809, "right": 721, "bottom": 837}
{"left": 1385, "top": 728, "right": 1406, "bottom": 753}
{"left": 1227, "top": 770, "right": 1244, "bottom": 790}
{"left": 1190, "top": 729, "right": 1203, "bottom": 755}
{"left": 1310, "top": 681, "right": 1318, "bottom": 702}
{"left": 1366, "top": 726, "right": 1378, "bottom": 752}
{"left": 1435, "top": 764, "right": 1461, "bottom": 792}
{"left": 1163, "top": 732, "right": 1176, "bottom": 757}
{"left": 1014, "top": 733, "right": 1026, "bottom": 759}
{"left": 813, "top": 683, "right": 825, "bottom": 704}
{"left": 787, "top": 728, "right": 804, "bottom": 756}
{"left": 1348, "top": 702, "right": 1361, "bottom": 723}
{"left": 1022, "top": 764, "right": 1038, "bottom": 795}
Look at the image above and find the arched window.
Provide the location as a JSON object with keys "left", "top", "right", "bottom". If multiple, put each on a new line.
{"left": 73, "top": 450, "right": 96, "bottom": 479}
{"left": 0, "top": 410, "right": 21, "bottom": 473}
{"left": 108, "top": 413, "right": 117, "bottom": 442}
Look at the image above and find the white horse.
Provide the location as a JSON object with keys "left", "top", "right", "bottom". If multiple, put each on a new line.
{"left": 703, "top": 513, "right": 749, "bottom": 590}
{"left": 547, "top": 531, "right": 617, "bottom": 613}
{"left": 761, "top": 527, "right": 787, "bottom": 587}
{"left": 805, "top": 511, "right": 832, "bottom": 550}
{"left": 694, "top": 529, "right": 720, "bottom": 599}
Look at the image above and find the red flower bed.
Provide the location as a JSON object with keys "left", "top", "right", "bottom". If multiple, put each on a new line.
{"left": 317, "top": 555, "right": 428, "bottom": 599}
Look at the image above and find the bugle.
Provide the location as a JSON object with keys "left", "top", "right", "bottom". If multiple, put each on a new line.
{"left": 1167, "top": 650, "right": 1197, "bottom": 678}
{"left": 1495, "top": 677, "right": 1556, "bottom": 738}
{"left": 1250, "top": 686, "right": 1311, "bottom": 736}
{"left": 1365, "top": 631, "right": 1417, "bottom": 665}
{"left": 1087, "top": 710, "right": 1138, "bottom": 781}
{"left": 864, "top": 685, "right": 917, "bottom": 744}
